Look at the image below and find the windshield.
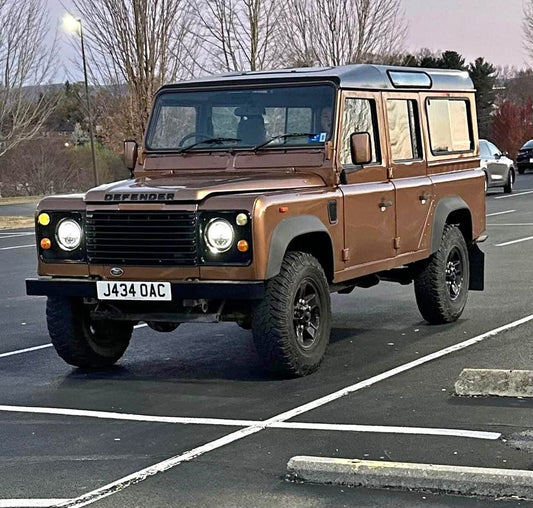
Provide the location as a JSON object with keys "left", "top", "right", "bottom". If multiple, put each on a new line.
{"left": 145, "top": 84, "right": 335, "bottom": 151}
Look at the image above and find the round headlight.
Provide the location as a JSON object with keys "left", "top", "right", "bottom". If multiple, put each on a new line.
{"left": 56, "top": 219, "right": 82, "bottom": 251}
{"left": 205, "top": 219, "right": 234, "bottom": 253}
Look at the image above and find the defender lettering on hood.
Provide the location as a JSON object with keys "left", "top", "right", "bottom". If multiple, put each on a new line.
{"left": 104, "top": 193, "right": 175, "bottom": 202}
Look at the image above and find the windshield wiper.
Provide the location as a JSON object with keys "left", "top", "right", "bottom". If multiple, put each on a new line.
{"left": 252, "top": 132, "right": 316, "bottom": 151}
{"left": 177, "top": 137, "right": 241, "bottom": 154}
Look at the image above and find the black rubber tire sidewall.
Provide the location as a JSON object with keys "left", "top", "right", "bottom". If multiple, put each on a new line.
{"left": 252, "top": 251, "right": 331, "bottom": 377}
{"left": 504, "top": 170, "right": 513, "bottom": 193}
{"left": 47, "top": 297, "right": 133, "bottom": 368}
{"left": 414, "top": 225, "right": 470, "bottom": 324}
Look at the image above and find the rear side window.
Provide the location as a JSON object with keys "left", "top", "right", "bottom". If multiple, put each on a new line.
{"left": 386, "top": 99, "right": 422, "bottom": 161}
{"left": 426, "top": 98, "right": 473, "bottom": 154}
{"left": 340, "top": 98, "right": 380, "bottom": 166}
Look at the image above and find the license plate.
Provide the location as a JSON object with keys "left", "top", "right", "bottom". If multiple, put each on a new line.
{"left": 96, "top": 281, "right": 172, "bottom": 301}
{"left": 529, "top": 158, "right": 533, "bottom": 163}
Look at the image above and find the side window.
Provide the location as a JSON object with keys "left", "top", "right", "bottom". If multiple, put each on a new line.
{"left": 386, "top": 99, "right": 422, "bottom": 161}
{"left": 341, "top": 98, "right": 380, "bottom": 166}
{"left": 479, "top": 141, "right": 491, "bottom": 159}
{"left": 426, "top": 98, "right": 473, "bottom": 154}
{"left": 487, "top": 141, "right": 500, "bottom": 157}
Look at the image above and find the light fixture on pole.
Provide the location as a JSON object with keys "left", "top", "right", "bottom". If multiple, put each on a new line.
{"left": 63, "top": 13, "right": 98, "bottom": 187}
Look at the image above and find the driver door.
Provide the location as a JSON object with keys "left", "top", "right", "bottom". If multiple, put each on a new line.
{"left": 337, "top": 92, "right": 396, "bottom": 276}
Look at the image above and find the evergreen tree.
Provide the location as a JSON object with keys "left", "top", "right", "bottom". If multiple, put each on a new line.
{"left": 440, "top": 51, "right": 466, "bottom": 70}
{"left": 469, "top": 58, "right": 497, "bottom": 139}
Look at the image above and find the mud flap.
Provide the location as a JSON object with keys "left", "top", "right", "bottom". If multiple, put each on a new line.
{"left": 469, "top": 243, "right": 485, "bottom": 291}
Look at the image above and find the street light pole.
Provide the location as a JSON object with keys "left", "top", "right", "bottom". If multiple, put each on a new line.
{"left": 64, "top": 14, "right": 98, "bottom": 187}
{"left": 78, "top": 20, "right": 98, "bottom": 187}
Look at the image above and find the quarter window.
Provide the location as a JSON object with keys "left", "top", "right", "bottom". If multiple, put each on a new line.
{"left": 426, "top": 98, "right": 473, "bottom": 154}
{"left": 341, "top": 98, "right": 380, "bottom": 166}
{"left": 386, "top": 99, "right": 421, "bottom": 161}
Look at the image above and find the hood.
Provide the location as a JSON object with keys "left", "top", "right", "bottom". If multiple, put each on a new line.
{"left": 84, "top": 172, "right": 326, "bottom": 203}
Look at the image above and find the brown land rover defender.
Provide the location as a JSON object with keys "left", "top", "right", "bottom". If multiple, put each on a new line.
{"left": 26, "top": 65, "right": 486, "bottom": 377}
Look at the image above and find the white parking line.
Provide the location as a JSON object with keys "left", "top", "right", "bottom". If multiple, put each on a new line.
{"left": 495, "top": 236, "right": 533, "bottom": 247}
{"left": 0, "top": 232, "right": 34, "bottom": 239}
{"left": 495, "top": 189, "right": 533, "bottom": 199}
{"left": 0, "top": 344, "right": 52, "bottom": 359}
{"left": 0, "top": 244, "right": 34, "bottom": 251}
{"left": 0, "top": 405, "right": 500, "bottom": 441}
{"left": 49, "top": 312, "right": 533, "bottom": 508}
{"left": 487, "top": 223, "right": 533, "bottom": 226}
{"left": 486, "top": 210, "right": 515, "bottom": 217}
{"left": 0, "top": 500, "right": 69, "bottom": 508}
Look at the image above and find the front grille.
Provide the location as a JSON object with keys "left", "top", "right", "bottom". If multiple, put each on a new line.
{"left": 86, "top": 211, "right": 198, "bottom": 265}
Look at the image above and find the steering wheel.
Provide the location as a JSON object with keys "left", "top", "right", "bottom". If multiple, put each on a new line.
{"left": 178, "top": 132, "right": 212, "bottom": 147}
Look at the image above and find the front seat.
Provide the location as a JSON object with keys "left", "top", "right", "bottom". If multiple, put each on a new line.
{"left": 235, "top": 107, "right": 266, "bottom": 145}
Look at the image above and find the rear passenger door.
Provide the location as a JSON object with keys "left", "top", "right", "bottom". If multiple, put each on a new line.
{"left": 383, "top": 93, "right": 433, "bottom": 255}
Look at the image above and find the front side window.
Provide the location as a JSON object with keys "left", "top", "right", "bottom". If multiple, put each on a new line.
{"left": 479, "top": 140, "right": 491, "bottom": 159}
{"left": 146, "top": 84, "right": 335, "bottom": 151}
{"left": 340, "top": 98, "right": 380, "bottom": 166}
{"left": 427, "top": 98, "right": 473, "bottom": 154}
{"left": 386, "top": 99, "right": 421, "bottom": 161}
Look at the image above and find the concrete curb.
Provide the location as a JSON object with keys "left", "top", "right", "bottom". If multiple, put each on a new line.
{"left": 455, "top": 368, "right": 533, "bottom": 397}
{"left": 287, "top": 456, "right": 533, "bottom": 499}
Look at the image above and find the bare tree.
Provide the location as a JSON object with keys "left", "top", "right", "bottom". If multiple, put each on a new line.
{"left": 524, "top": 0, "right": 533, "bottom": 63}
{"left": 281, "top": 0, "right": 407, "bottom": 67}
{"left": 193, "top": 0, "right": 282, "bottom": 72}
{"left": 0, "top": 0, "right": 58, "bottom": 158}
{"left": 70, "top": 0, "right": 200, "bottom": 140}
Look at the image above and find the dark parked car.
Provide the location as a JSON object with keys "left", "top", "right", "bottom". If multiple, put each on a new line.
{"left": 480, "top": 139, "right": 514, "bottom": 193}
{"left": 517, "top": 139, "right": 533, "bottom": 174}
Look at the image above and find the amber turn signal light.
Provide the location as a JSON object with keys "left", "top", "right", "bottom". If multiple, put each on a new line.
{"left": 237, "top": 240, "right": 249, "bottom": 252}
{"left": 40, "top": 238, "right": 52, "bottom": 250}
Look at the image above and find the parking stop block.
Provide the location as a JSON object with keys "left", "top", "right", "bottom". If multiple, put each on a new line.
{"left": 287, "top": 456, "right": 533, "bottom": 499}
{"left": 455, "top": 368, "right": 533, "bottom": 397}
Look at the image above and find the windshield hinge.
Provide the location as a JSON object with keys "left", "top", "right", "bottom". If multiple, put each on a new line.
{"left": 325, "top": 141, "right": 333, "bottom": 160}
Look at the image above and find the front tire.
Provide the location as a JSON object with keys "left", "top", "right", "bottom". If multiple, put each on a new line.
{"left": 504, "top": 169, "right": 514, "bottom": 194}
{"left": 414, "top": 225, "right": 469, "bottom": 324}
{"left": 46, "top": 297, "right": 133, "bottom": 368}
{"left": 252, "top": 252, "right": 331, "bottom": 377}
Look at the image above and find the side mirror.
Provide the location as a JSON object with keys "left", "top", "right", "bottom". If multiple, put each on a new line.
{"left": 350, "top": 132, "right": 372, "bottom": 165}
{"left": 494, "top": 152, "right": 501, "bottom": 159}
{"left": 124, "top": 140, "right": 138, "bottom": 172}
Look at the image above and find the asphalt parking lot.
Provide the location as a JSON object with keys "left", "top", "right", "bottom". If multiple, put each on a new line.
{"left": 2, "top": 178, "right": 533, "bottom": 508}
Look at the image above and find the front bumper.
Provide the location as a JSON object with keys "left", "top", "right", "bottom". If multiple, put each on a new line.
{"left": 26, "top": 278, "right": 266, "bottom": 300}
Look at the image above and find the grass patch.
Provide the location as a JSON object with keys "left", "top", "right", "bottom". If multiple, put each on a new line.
{"left": 0, "top": 196, "right": 42, "bottom": 206}
{"left": 0, "top": 216, "right": 35, "bottom": 230}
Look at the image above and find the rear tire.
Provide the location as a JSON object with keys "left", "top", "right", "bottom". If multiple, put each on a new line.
{"left": 252, "top": 251, "right": 331, "bottom": 377}
{"left": 414, "top": 225, "right": 469, "bottom": 324}
{"left": 46, "top": 297, "right": 133, "bottom": 368}
{"left": 518, "top": 167, "right": 525, "bottom": 175}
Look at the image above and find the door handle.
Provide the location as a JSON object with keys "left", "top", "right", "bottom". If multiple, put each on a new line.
{"left": 379, "top": 200, "right": 393, "bottom": 211}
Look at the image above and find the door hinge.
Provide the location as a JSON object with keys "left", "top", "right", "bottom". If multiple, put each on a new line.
{"left": 387, "top": 167, "right": 394, "bottom": 179}
{"left": 394, "top": 237, "right": 401, "bottom": 250}
{"left": 342, "top": 248, "right": 350, "bottom": 261}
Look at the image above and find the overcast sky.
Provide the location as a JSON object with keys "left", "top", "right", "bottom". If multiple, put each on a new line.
{"left": 47, "top": 0, "right": 528, "bottom": 82}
